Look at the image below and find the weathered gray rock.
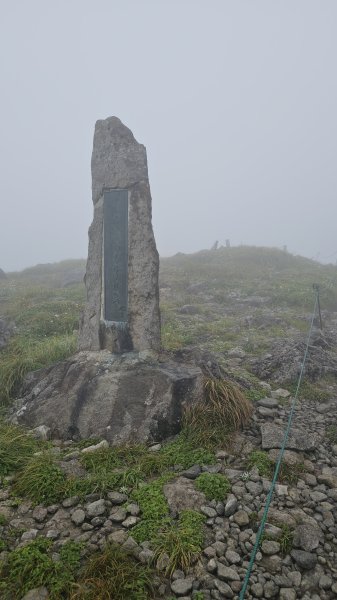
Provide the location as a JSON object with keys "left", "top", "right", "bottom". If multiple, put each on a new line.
{"left": 293, "top": 523, "right": 323, "bottom": 551}
{"left": 12, "top": 352, "right": 203, "bottom": 443}
{"left": 78, "top": 116, "right": 160, "bottom": 353}
{"left": 291, "top": 549, "right": 317, "bottom": 569}
{"left": 163, "top": 477, "right": 206, "bottom": 514}
{"left": 170, "top": 579, "right": 193, "bottom": 595}
{"left": 261, "top": 423, "right": 320, "bottom": 450}
{"left": 81, "top": 440, "right": 109, "bottom": 454}
{"left": 21, "top": 588, "right": 49, "bottom": 600}
{"left": 71, "top": 509, "right": 86, "bottom": 526}
{"left": 86, "top": 499, "right": 106, "bottom": 517}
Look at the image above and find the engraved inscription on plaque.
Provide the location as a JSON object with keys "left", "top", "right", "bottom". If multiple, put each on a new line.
{"left": 103, "top": 189, "right": 128, "bottom": 322}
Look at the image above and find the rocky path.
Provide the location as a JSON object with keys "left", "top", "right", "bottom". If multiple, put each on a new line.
{"left": 1, "top": 387, "right": 337, "bottom": 599}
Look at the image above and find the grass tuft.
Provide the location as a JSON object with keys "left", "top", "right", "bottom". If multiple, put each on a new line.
{"left": 13, "top": 452, "right": 67, "bottom": 505}
{"left": 0, "top": 420, "right": 41, "bottom": 477}
{"left": 183, "top": 377, "right": 252, "bottom": 449}
{"left": 154, "top": 510, "right": 205, "bottom": 576}
{"left": 70, "top": 544, "right": 154, "bottom": 600}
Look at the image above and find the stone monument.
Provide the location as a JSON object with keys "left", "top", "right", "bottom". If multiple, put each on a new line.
{"left": 11, "top": 117, "right": 204, "bottom": 444}
{"left": 78, "top": 116, "right": 161, "bottom": 353}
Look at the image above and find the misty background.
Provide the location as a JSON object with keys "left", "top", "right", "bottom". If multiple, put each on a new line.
{"left": 1, "top": 0, "right": 337, "bottom": 272}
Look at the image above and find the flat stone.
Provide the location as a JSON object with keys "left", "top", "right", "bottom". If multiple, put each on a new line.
{"left": 261, "top": 554, "right": 282, "bottom": 574}
{"left": 164, "top": 477, "right": 206, "bottom": 513}
{"left": 71, "top": 509, "right": 86, "bottom": 526}
{"left": 233, "top": 510, "right": 249, "bottom": 527}
{"left": 258, "top": 407, "right": 278, "bottom": 417}
{"left": 224, "top": 494, "right": 238, "bottom": 516}
{"left": 21, "top": 588, "right": 49, "bottom": 600}
{"left": 32, "top": 507, "right": 48, "bottom": 523}
{"left": 148, "top": 443, "right": 161, "bottom": 452}
{"left": 86, "top": 499, "right": 106, "bottom": 517}
{"left": 217, "top": 563, "right": 240, "bottom": 581}
{"left": 139, "top": 548, "right": 155, "bottom": 564}
{"left": 201, "top": 506, "right": 217, "bottom": 518}
{"left": 170, "top": 579, "right": 193, "bottom": 596}
{"left": 20, "top": 529, "right": 38, "bottom": 543}
{"left": 107, "top": 491, "right": 128, "bottom": 505}
{"left": 225, "top": 550, "right": 241, "bottom": 564}
{"left": 181, "top": 464, "right": 201, "bottom": 479}
{"left": 257, "top": 398, "right": 279, "bottom": 408}
{"left": 251, "top": 582, "right": 264, "bottom": 597}
{"left": 110, "top": 508, "right": 127, "bottom": 523}
{"left": 108, "top": 529, "right": 128, "bottom": 544}
{"left": 122, "top": 516, "right": 139, "bottom": 528}
{"left": 126, "top": 503, "right": 140, "bottom": 516}
{"left": 81, "top": 440, "right": 109, "bottom": 454}
{"left": 290, "top": 549, "right": 317, "bottom": 569}
{"left": 261, "top": 540, "right": 280, "bottom": 555}
{"left": 279, "top": 589, "right": 296, "bottom": 600}
{"left": 317, "top": 473, "right": 337, "bottom": 488}
{"left": 261, "top": 424, "right": 320, "bottom": 451}
{"left": 293, "top": 523, "right": 323, "bottom": 551}
{"left": 271, "top": 388, "right": 290, "bottom": 398}
{"left": 62, "top": 496, "right": 80, "bottom": 508}
{"left": 268, "top": 448, "right": 303, "bottom": 466}
{"left": 214, "top": 579, "right": 234, "bottom": 597}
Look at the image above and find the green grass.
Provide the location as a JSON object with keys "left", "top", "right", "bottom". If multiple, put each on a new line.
{"left": 0, "top": 334, "right": 77, "bottom": 405}
{"left": 13, "top": 452, "right": 68, "bottom": 505}
{"left": 131, "top": 476, "right": 172, "bottom": 543}
{"left": 195, "top": 473, "right": 230, "bottom": 501}
{"left": 154, "top": 510, "right": 206, "bottom": 575}
{"left": 70, "top": 543, "right": 154, "bottom": 600}
{"left": 0, "top": 420, "right": 42, "bottom": 477}
{"left": 247, "top": 450, "right": 305, "bottom": 484}
{"left": 0, "top": 538, "right": 82, "bottom": 600}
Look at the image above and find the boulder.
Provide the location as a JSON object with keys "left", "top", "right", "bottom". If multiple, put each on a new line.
{"left": 11, "top": 351, "right": 203, "bottom": 444}
{"left": 261, "top": 424, "right": 320, "bottom": 451}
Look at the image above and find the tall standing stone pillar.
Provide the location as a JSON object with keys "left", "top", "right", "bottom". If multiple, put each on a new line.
{"left": 78, "top": 117, "right": 161, "bottom": 353}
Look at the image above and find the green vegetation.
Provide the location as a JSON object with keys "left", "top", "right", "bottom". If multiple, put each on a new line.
{"left": 0, "top": 513, "right": 7, "bottom": 526}
{"left": 0, "top": 421, "right": 42, "bottom": 477}
{"left": 131, "top": 477, "right": 171, "bottom": 543}
{"left": 278, "top": 524, "right": 294, "bottom": 555}
{"left": 195, "top": 473, "right": 230, "bottom": 501}
{"left": 327, "top": 425, "right": 337, "bottom": 444}
{"left": 70, "top": 544, "right": 153, "bottom": 600}
{"left": 0, "top": 538, "right": 82, "bottom": 600}
{"left": 247, "top": 451, "right": 273, "bottom": 478}
{"left": 183, "top": 377, "right": 252, "bottom": 450}
{"left": 13, "top": 452, "right": 67, "bottom": 505}
{"left": 0, "top": 274, "right": 83, "bottom": 405}
{"left": 247, "top": 450, "right": 305, "bottom": 484}
{"left": 154, "top": 510, "right": 206, "bottom": 575}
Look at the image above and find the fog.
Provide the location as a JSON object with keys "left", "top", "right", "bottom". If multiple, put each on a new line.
{"left": 1, "top": 1, "right": 337, "bottom": 272}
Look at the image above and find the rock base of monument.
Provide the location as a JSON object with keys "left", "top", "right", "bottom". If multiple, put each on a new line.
{"left": 10, "top": 351, "right": 203, "bottom": 445}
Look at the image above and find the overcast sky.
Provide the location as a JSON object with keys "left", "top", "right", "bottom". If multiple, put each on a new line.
{"left": 1, "top": 1, "right": 337, "bottom": 271}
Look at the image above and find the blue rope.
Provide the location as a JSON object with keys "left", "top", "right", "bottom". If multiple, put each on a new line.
{"left": 239, "top": 291, "right": 319, "bottom": 599}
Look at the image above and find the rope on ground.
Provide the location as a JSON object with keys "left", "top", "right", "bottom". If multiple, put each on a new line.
{"left": 239, "top": 288, "right": 320, "bottom": 599}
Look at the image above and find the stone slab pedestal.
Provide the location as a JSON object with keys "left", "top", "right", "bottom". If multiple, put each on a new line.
{"left": 11, "top": 352, "right": 203, "bottom": 444}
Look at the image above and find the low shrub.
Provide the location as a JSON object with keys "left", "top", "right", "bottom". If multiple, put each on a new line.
{"left": 195, "top": 472, "right": 230, "bottom": 501}
{"left": 0, "top": 538, "right": 82, "bottom": 600}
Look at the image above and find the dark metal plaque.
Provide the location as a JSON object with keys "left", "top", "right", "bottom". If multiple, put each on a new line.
{"left": 103, "top": 189, "right": 128, "bottom": 322}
